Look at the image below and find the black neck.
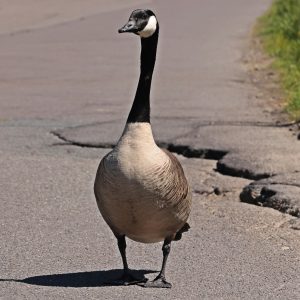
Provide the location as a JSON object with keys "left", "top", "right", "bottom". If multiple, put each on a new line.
{"left": 126, "top": 25, "right": 159, "bottom": 123}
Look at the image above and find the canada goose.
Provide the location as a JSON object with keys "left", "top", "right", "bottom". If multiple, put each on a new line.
{"left": 94, "top": 9, "right": 192, "bottom": 288}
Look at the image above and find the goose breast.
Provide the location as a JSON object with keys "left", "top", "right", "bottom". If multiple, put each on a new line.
{"left": 94, "top": 123, "right": 191, "bottom": 243}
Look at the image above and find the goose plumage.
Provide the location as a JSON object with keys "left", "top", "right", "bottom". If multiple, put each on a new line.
{"left": 94, "top": 9, "right": 192, "bottom": 288}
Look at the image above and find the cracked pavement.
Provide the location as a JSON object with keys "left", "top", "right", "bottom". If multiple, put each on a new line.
{"left": 1, "top": 0, "right": 300, "bottom": 299}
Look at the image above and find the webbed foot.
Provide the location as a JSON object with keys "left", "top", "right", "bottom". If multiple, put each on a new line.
{"left": 138, "top": 275, "right": 172, "bottom": 288}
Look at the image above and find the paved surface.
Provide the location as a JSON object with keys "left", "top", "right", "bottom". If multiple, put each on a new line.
{"left": 1, "top": 0, "right": 300, "bottom": 299}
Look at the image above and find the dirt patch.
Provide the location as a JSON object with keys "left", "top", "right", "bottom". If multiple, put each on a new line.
{"left": 242, "top": 31, "right": 289, "bottom": 123}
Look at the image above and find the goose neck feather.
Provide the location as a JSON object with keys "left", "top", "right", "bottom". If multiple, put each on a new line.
{"left": 126, "top": 25, "right": 159, "bottom": 124}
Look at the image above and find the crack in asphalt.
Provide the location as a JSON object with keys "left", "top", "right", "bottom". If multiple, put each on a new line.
{"left": 51, "top": 129, "right": 300, "bottom": 219}
{"left": 49, "top": 119, "right": 299, "bottom": 132}
{"left": 216, "top": 161, "right": 270, "bottom": 180}
{"left": 193, "top": 120, "right": 298, "bottom": 128}
{"left": 258, "top": 182, "right": 300, "bottom": 189}
{"left": 51, "top": 130, "right": 228, "bottom": 160}
{"left": 159, "top": 143, "right": 227, "bottom": 160}
{"left": 52, "top": 131, "right": 114, "bottom": 149}
{"left": 51, "top": 130, "right": 265, "bottom": 180}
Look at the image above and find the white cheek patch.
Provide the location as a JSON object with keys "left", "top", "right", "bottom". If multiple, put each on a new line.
{"left": 138, "top": 15, "right": 157, "bottom": 38}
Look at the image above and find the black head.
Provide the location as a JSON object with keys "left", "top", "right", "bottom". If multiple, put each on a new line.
{"left": 118, "top": 9, "right": 158, "bottom": 38}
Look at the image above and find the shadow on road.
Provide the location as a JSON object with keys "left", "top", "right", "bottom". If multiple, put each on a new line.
{"left": 0, "top": 269, "right": 157, "bottom": 287}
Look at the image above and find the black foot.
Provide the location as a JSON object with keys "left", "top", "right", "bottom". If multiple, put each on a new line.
{"left": 112, "top": 271, "right": 147, "bottom": 286}
{"left": 138, "top": 275, "right": 172, "bottom": 288}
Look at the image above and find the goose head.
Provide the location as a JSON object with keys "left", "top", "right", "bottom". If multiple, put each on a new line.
{"left": 118, "top": 9, "right": 158, "bottom": 38}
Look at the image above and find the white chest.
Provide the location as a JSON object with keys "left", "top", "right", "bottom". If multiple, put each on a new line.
{"left": 110, "top": 123, "right": 168, "bottom": 180}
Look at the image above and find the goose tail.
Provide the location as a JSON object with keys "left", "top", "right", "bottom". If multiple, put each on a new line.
{"left": 174, "top": 222, "right": 190, "bottom": 241}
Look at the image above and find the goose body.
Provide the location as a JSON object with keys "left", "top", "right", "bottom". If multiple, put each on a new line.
{"left": 95, "top": 123, "right": 191, "bottom": 243}
{"left": 94, "top": 9, "right": 191, "bottom": 288}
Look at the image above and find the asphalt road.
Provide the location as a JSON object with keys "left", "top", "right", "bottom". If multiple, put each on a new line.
{"left": 1, "top": 0, "right": 300, "bottom": 299}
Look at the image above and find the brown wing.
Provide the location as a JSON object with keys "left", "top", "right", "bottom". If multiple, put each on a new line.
{"left": 161, "top": 149, "right": 192, "bottom": 222}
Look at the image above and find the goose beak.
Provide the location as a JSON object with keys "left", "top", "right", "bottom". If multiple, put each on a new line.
{"left": 118, "top": 20, "right": 137, "bottom": 33}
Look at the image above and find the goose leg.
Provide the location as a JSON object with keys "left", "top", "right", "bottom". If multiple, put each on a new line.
{"left": 139, "top": 237, "right": 172, "bottom": 288}
{"left": 114, "top": 234, "right": 146, "bottom": 285}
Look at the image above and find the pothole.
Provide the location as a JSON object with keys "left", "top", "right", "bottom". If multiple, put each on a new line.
{"left": 51, "top": 130, "right": 299, "bottom": 220}
{"left": 240, "top": 174, "right": 300, "bottom": 219}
